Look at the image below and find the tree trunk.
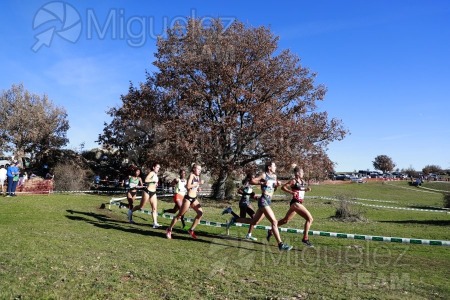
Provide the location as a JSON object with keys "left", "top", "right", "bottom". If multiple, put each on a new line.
{"left": 15, "top": 149, "right": 25, "bottom": 169}
{"left": 213, "top": 168, "right": 228, "bottom": 200}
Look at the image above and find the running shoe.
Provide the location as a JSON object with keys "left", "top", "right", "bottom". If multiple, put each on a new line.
{"left": 152, "top": 223, "right": 161, "bottom": 229}
{"left": 245, "top": 234, "right": 257, "bottom": 241}
{"left": 222, "top": 207, "right": 232, "bottom": 215}
{"left": 188, "top": 229, "right": 197, "bottom": 239}
{"left": 129, "top": 219, "right": 136, "bottom": 224}
{"left": 166, "top": 229, "right": 172, "bottom": 239}
{"left": 302, "top": 239, "right": 314, "bottom": 248}
{"left": 279, "top": 243, "right": 293, "bottom": 251}
{"left": 266, "top": 229, "right": 273, "bottom": 242}
{"left": 226, "top": 216, "right": 236, "bottom": 230}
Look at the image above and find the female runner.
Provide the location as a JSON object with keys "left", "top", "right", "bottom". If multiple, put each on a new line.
{"left": 166, "top": 164, "right": 204, "bottom": 239}
{"left": 126, "top": 168, "right": 143, "bottom": 211}
{"left": 267, "top": 165, "right": 314, "bottom": 247}
{"left": 163, "top": 169, "right": 187, "bottom": 228}
{"left": 223, "top": 162, "right": 293, "bottom": 251}
{"left": 128, "top": 163, "right": 161, "bottom": 228}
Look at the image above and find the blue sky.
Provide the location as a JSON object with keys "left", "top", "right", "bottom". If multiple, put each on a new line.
{"left": 1, "top": 0, "right": 449, "bottom": 172}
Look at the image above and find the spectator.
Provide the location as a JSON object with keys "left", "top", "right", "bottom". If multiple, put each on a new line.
{"left": 0, "top": 164, "right": 7, "bottom": 195}
{"left": 101, "top": 176, "right": 109, "bottom": 187}
{"left": 113, "top": 176, "right": 120, "bottom": 188}
{"left": 6, "top": 160, "right": 20, "bottom": 197}
{"left": 45, "top": 170, "right": 54, "bottom": 179}
{"left": 94, "top": 175, "right": 100, "bottom": 185}
{"left": 18, "top": 171, "right": 28, "bottom": 186}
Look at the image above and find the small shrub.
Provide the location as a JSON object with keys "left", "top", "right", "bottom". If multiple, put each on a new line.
{"left": 332, "top": 194, "right": 367, "bottom": 222}
{"left": 444, "top": 193, "right": 450, "bottom": 209}
{"left": 53, "top": 163, "right": 90, "bottom": 191}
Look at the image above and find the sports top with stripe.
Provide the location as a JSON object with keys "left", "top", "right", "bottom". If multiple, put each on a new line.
{"left": 290, "top": 178, "right": 306, "bottom": 205}
{"left": 129, "top": 176, "right": 140, "bottom": 189}
{"left": 258, "top": 172, "right": 276, "bottom": 208}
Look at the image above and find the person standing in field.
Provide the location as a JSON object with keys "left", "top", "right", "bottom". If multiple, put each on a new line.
{"left": 6, "top": 160, "right": 20, "bottom": 197}
{"left": 166, "top": 163, "right": 204, "bottom": 239}
{"left": 163, "top": 169, "right": 187, "bottom": 229}
{"left": 267, "top": 165, "right": 314, "bottom": 247}
{"left": 128, "top": 163, "right": 161, "bottom": 228}
{"left": 0, "top": 165, "right": 7, "bottom": 195}
{"left": 223, "top": 161, "right": 293, "bottom": 251}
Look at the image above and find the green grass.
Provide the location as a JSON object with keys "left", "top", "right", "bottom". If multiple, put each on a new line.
{"left": 421, "top": 181, "right": 450, "bottom": 192}
{"left": 1, "top": 182, "right": 449, "bottom": 299}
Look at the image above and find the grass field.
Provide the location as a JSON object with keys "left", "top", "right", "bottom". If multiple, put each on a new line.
{"left": 1, "top": 181, "right": 449, "bottom": 299}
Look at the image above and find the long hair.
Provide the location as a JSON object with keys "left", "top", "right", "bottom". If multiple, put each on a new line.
{"left": 242, "top": 172, "right": 253, "bottom": 185}
{"left": 191, "top": 163, "right": 201, "bottom": 171}
{"left": 264, "top": 161, "right": 274, "bottom": 172}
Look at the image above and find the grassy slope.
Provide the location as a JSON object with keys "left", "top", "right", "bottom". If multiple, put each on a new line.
{"left": 0, "top": 182, "right": 449, "bottom": 299}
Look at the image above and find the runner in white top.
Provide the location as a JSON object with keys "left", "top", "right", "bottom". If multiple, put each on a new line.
{"left": 166, "top": 164, "right": 204, "bottom": 239}
{"left": 163, "top": 169, "right": 188, "bottom": 228}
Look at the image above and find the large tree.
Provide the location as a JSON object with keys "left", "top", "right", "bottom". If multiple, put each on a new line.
{"left": 100, "top": 19, "right": 348, "bottom": 198}
{"left": 373, "top": 155, "right": 396, "bottom": 173}
{"left": 0, "top": 84, "right": 69, "bottom": 164}
{"left": 422, "top": 164, "right": 442, "bottom": 175}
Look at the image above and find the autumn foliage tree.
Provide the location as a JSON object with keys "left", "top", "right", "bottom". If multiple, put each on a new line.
{"left": 422, "top": 164, "right": 442, "bottom": 175}
{"left": 100, "top": 19, "right": 347, "bottom": 199}
{"left": 0, "top": 84, "right": 69, "bottom": 164}
{"left": 98, "top": 77, "right": 178, "bottom": 168}
{"left": 373, "top": 155, "right": 396, "bottom": 173}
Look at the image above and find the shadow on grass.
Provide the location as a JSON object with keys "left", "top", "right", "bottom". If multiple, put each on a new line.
{"left": 65, "top": 209, "right": 288, "bottom": 253}
{"left": 66, "top": 209, "right": 165, "bottom": 238}
{"left": 379, "top": 220, "right": 450, "bottom": 226}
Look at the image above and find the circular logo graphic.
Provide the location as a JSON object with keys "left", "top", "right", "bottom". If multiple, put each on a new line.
{"left": 32, "top": 1, "right": 82, "bottom": 52}
{"left": 207, "top": 235, "right": 256, "bottom": 277}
